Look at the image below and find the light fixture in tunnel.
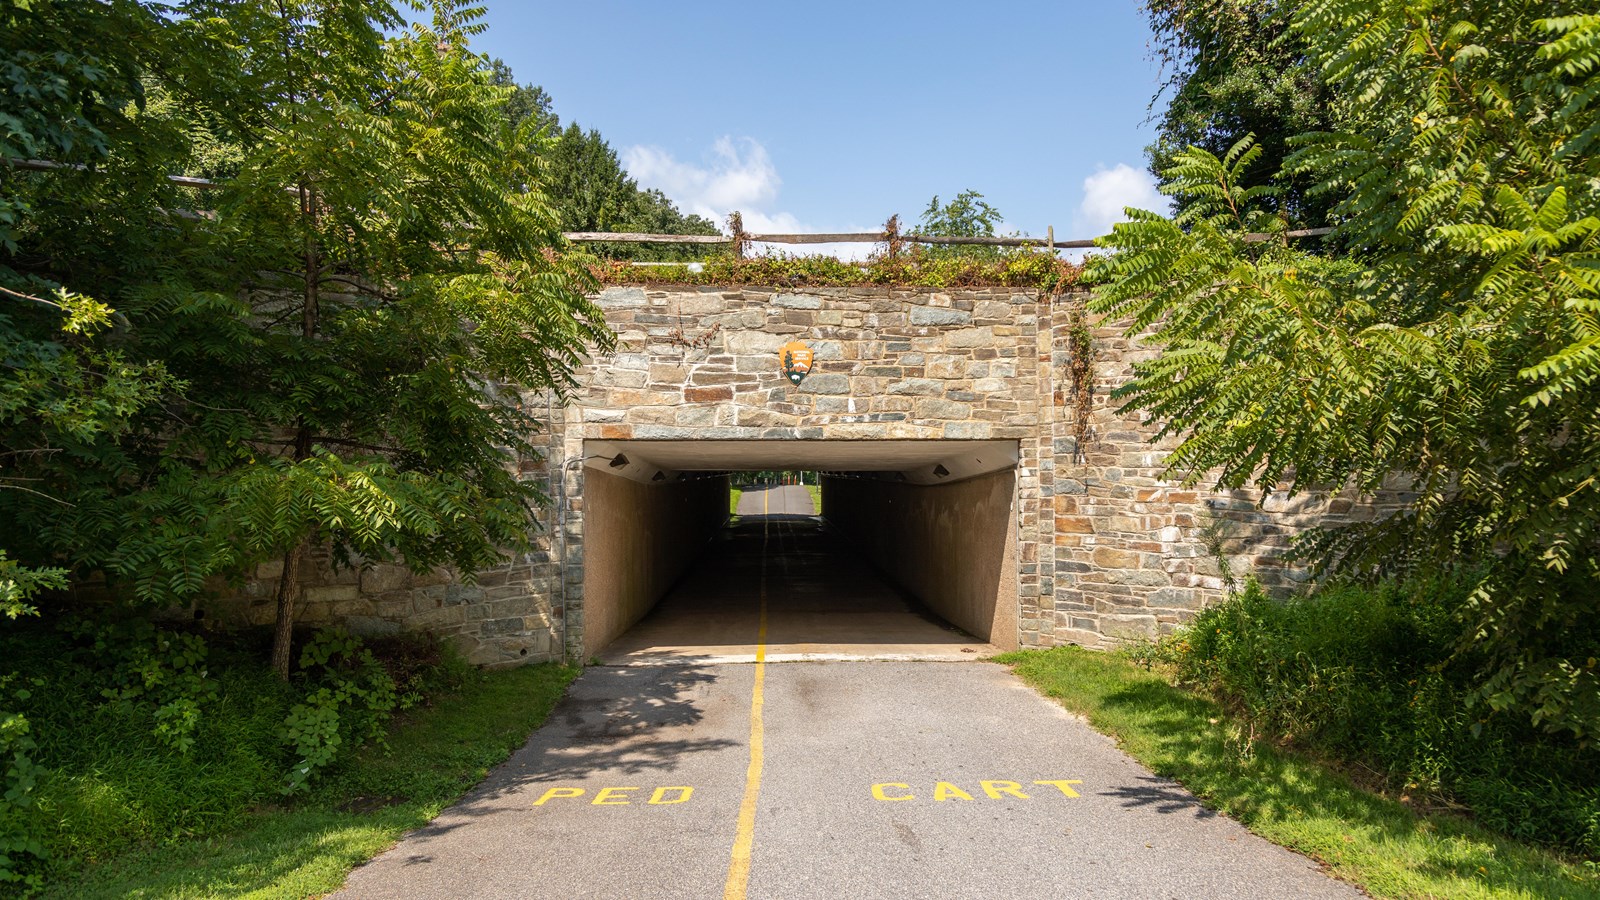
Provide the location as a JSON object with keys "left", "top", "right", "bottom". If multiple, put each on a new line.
{"left": 608, "top": 453, "right": 630, "bottom": 468}
{"left": 652, "top": 471, "right": 666, "bottom": 482}
{"left": 933, "top": 464, "right": 950, "bottom": 478}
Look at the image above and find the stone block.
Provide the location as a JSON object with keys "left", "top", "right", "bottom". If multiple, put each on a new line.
{"left": 360, "top": 565, "right": 409, "bottom": 594}
{"left": 925, "top": 355, "right": 964, "bottom": 378}
{"left": 913, "top": 398, "right": 972, "bottom": 419}
{"left": 685, "top": 386, "right": 733, "bottom": 403}
{"left": 943, "top": 422, "right": 990, "bottom": 439}
{"left": 1091, "top": 548, "right": 1140, "bottom": 568}
{"left": 678, "top": 295, "right": 725, "bottom": 315}
{"left": 675, "top": 406, "right": 717, "bottom": 426}
{"left": 974, "top": 300, "right": 1012, "bottom": 320}
{"left": 910, "top": 306, "right": 972, "bottom": 326}
{"left": 944, "top": 326, "right": 996, "bottom": 348}
{"left": 480, "top": 616, "right": 528, "bottom": 636}
{"left": 798, "top": 374, "right": 850, "bottom": 395}
{"left": 725, "top": 330, "right": 785, "bottom": 356}
{"left": 1147, "top": 587, "right": 1201, "bottom": 609}
{"left": 887, "top": 378, "right": 943, "bottom": 396}
{"left": 1100, "top": 614, "right": 1160, "bottom": 641}
{"left": 1108, "top": 569, "right": 1170, "bottom": 587}
{"left": 305, "top": 584, "right": 359, "bottom": 603}
{"left": 1055, "top": 628, "right": 1104, "bottom": 648}
{"left": 773, "top": 293, "right": 823, "bottom": 309}
{"left": 595, "top": 287, "right": 647, "bottom": 309}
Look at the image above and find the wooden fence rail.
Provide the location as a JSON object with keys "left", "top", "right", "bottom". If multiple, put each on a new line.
{"left": 8, "top": 158, "right": 1333, "bottom": 249}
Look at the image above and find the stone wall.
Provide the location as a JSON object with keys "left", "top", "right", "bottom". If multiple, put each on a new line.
{"left": 547, "top": 284, "right": 1051, "bottom": 661}
{"left": 207, "top": 282, "right": 1398, "bottom": 664}
{"left": 1036, "top": 305, "right": 1411, "bottom": 647}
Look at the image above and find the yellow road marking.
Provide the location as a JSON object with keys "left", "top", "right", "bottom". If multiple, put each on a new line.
{"left": 723, "top": 517, "right": 771, "bottom": 899}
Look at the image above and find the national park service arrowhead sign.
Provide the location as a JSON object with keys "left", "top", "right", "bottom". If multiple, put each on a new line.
{"left": 779, "top": 341, "right": 814, "bottom": 386}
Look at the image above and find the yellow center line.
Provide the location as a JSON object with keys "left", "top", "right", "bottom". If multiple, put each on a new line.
{"left": 723, "top": 513, "right": 770, "bottom": 900}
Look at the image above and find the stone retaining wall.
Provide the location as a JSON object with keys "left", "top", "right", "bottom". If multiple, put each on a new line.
{"left": 207, "top": 283, "right": 1398, "bottom": 664}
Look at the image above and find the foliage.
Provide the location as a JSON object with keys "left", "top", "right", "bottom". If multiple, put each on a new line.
{"left": 915, "top": 189, "right": 1007, "bottom": 259}
{"left": 0, "top": 618, "right": 481, "bottom": 892}
{"left": 0, "top": 554, "right": 62, "bottom": 624}
{"left": 39, "top": 662, "right": 573, "bottom": 900}
{"left": 1, "top": 0, "right": 611, "bottom": 676}
{"left": 1142, "top": 577, "right": 1600, "bottom": 856}
{"left": 1088, "top": 2, "right": 1600, "bottom": 738}
{"left": 281, "top": 629, "right": 418, "bottom": 794}
{"left": 599, "top": 246, "right": 1081, "bottom": 292}
{"left": 492, "top": 64, "right": 720, "bottom": 260}
{"left": 1142, "top": 0, "right": 1334, "bottom": 226}
{"left": 0, "top": 675, "right": 44, "bottom": 894}
{"left": 0, "top": 0, "right": 163, "bottom": 251}
{"left": 1002, "top": 646, "right": 1600, "bottom": 899}
{"left": 78, "top": 618, "right": 219, "bottom": 756}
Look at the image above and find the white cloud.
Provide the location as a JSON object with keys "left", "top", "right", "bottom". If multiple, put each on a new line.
{"left": 623, "top": 137, "right": 876, "bottom": 261}
{"left": 623, "top": 136, "right": 782, "bottom": 227}
{"left": 1073, "top": 163, "right": 1168, "bottom": 240}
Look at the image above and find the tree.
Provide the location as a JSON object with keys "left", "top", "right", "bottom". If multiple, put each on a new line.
{"left": 1088, "top": 3, "right": 1600, "bottom": 736}
{"left": 490, "top": 66, "right": 720, "bottom": 260}
{"left": 1, "top": 0, "right": 176, "bottom": 620}
{"left": 916, "top": 189, "right": 1006, "bottom": 259}
{"left": 2, "top": 0, "right": 611, "bottom": 677}
{"left": 489, "top": 59, "right": 558, "bottom": 135}
{"left": 1142, "top": 0, "right": 1334, "bottom": 227}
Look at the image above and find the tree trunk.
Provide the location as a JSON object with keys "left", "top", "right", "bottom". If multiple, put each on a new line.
{"left": 272, "top": 181, "right": 321, "bottom": 681}
{"left": 270, "top": 539, "right": 306, "bottom": 679}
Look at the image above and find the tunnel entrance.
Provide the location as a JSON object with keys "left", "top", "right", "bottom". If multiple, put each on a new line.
{"left": 580, "top": 440, "right": 1021, "bottom": 663}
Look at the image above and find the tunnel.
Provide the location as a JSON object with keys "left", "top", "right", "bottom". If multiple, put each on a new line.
{"left": 579, "top": 440, "right": 1020, "bottom": 663}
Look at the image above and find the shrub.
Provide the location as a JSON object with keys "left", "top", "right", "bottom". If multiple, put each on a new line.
{"left": 280, "top": 629, "right": 428, "bottom": 794}
{"left": 1152, "top": 575, "right": 1600, "bottom": 858}
{"left": 0, "top": 617, "right": 462, "bottom": 889}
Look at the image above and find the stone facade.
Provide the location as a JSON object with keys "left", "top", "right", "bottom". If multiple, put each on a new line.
{"left": 210, "top": 282, "right": 1399, "bottom": 664}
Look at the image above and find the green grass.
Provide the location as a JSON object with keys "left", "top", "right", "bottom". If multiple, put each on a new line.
{"left": 41, "top": 663, "right": 578, "bottom": 899}
{"left": 997, "top": 646, "right": 1600, "bottom": 900}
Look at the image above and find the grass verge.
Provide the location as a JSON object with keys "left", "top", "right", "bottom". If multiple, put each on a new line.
{"left": 41, "top": 663, "right": 578, "bottom": 900}
{"left": 996, "top": 646, "right": 1600, "bottom": 900}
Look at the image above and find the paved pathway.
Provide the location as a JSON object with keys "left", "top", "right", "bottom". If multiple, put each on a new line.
{"left": 337, "top": 518, "right": 1359, "bottom": 900}
{"left": 598, "top": 517, "right": 992, "bottom": 665}
{"left": 734, "top": 484, "right": 815, "bottom": 517}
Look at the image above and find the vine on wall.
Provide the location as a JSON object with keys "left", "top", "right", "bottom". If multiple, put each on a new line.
{"left": 1063, "top": 294, "right": 1095, "bottom": 461}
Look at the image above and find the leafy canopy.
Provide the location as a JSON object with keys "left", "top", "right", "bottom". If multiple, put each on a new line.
{"left": 1, "top": 1, "right": 610, "bottom": 674}
{"left": 1143, "top": 0, "right": 1335, "bottom": 226}
{"left": 916, "top": 189, "right": 1007, "bottom": 259}
{"left": 1088, "top": 2, "right": 1600, "bottom": 738}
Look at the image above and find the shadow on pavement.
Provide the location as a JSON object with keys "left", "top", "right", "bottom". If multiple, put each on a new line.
{"left": 400, "top": 664, "right": 739, "bottom": 841}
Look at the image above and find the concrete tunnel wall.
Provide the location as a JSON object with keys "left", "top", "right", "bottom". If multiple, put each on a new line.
{"left": 822, "top": 469, "right": 1020, "bottom": 651}
{"left": 581, "top": 468, "right": 729, "bottom": 657}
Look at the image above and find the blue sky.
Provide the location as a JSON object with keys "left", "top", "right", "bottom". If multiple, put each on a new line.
{"left": 468, "top": 2, "right": 1168, "bottom": 253}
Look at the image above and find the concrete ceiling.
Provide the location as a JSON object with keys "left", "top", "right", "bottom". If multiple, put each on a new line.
{"left": 584, "top": 439, "right": 1020, "bottom": 486}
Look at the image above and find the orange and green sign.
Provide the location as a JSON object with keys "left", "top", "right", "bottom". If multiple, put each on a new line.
{"left": 779, "top": 341, "right": 814, "bottom": 386}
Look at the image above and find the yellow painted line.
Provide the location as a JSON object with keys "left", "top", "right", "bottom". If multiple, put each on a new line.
{"left": 723, "top": 517, "right": 771, "bottom": 900}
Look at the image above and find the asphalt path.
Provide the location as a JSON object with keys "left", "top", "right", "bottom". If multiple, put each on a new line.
{"left": 735, "top": 484, "right": 815, "bottom": 517}
{"left": 336, "top": 518, "right": 1360, "bottom": 900}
